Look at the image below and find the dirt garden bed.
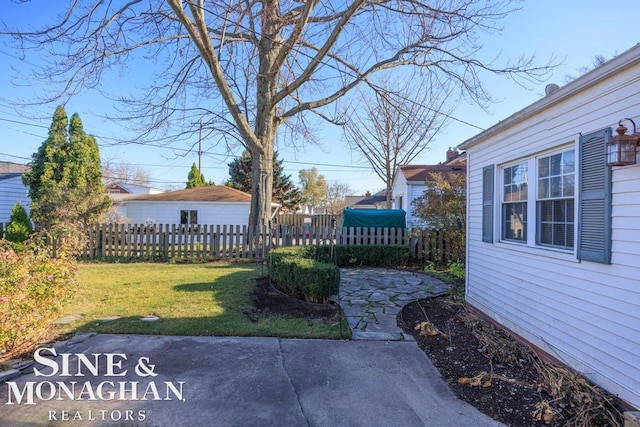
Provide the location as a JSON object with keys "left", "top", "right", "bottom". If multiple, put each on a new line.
{"left": 397, "top": 293, "right": 626, "bottom": 427}
{"left": 249, "top": 276, "right": 343, "bottom": 324}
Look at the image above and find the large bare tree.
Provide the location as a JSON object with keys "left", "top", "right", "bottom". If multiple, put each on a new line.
{"left": 2, "top": 1, "right": 552, "bottom": 227}
{"left": 343, "top": 78, "right": 449, "bottom": 208}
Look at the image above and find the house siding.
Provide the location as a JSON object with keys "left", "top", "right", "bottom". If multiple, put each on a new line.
{"left": 391, "top": 171, "right": 407, "bottom": 212}
{"left": 391, "top": 172, "right": 428, "bottom": 227}
{"left": 407, "top": 184, "right": 428, "bottom": 227}
{"left": 463, "top": 53, "right": 640, "bottom": 408}
{"left": 0, "top": 175, "right": 30, "bottom": 224}
{"left": 124, "top": 201, "right": 250, "bottom": 226}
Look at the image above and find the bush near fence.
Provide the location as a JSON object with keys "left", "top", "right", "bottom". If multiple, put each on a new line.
{"left": 316, "top": 244, "right": 409, "bottom": 267}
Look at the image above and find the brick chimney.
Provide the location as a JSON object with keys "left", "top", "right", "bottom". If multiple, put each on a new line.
{"left": 446, "top": 148, "right": 459, "bottom": 163}
{"left": 365, "top": 191, "right": 371, "bottom": 199}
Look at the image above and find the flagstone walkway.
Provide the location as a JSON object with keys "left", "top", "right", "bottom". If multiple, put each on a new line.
{"left": 337, "top": 267, "right": 450, "bottom": 341}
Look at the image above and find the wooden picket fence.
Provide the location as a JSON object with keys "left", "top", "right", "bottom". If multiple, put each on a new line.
{"left": 73, "top": 223, "right": 464, "bottom": 264}
{"left": 276, "top": 214, "right": 340, "bottom": 228}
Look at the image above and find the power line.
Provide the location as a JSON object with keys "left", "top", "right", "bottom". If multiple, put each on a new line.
{"left": 0, "top": 112, "right": 374, "bottom": 171}
{"left": 0, "top": 152, "right": 31, "bottom": 161}
{"left": 0, "top": 117, "right": 49, "bottom": 129}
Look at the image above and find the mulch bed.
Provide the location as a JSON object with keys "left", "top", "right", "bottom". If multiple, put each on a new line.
{"left": 398, "top": 295, "right": 625, "bottom": 427}
{"left": 249, "top": 275, "right": 341, "bottom": 321}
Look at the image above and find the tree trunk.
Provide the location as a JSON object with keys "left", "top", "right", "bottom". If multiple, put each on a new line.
{"left": 247, "top": 1, "right": 279, "bottom": 229}
{"left": 248, "top": 146, "right": 274, "bottom": 227}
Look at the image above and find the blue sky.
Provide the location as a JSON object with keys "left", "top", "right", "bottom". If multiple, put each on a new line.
{"left": 1, "top": 1, "right": 640, "bottom": 195}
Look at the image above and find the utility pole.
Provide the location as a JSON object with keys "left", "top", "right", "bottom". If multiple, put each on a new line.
{"left": 198, "top": 120, "right": 203, "bottom": 173}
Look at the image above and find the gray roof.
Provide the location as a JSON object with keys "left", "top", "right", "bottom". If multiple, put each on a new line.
{"left": 0, "top": 172, "right": 24, "bottom": 182}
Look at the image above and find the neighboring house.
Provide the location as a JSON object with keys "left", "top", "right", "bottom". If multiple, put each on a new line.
{"left": 459, "top": 45, "right": 640, "bottom": 408}
{"left": 391, "top": 149, "right": 466, "bottom": 227}
{"left": 346, "top": 190, "right": 388, "bottom": 210}
{"left": 105, "top": 182, "right": 165, "bottom": 196}
{"left": 0, "top": 162, "right": 30, "bottom": 224}
{"left": 104, "top": 182, "right": 166, "bottom": 221}
{"left": 122, "top": 185, "right": 277, "bottom": 226}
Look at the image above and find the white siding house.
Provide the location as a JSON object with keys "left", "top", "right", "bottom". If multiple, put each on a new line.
{"left": 0, "top": 173, "right": 30, "bottom": 224}
{"left": 105, "top": 182, "right": 166, "bottom": 221}
{"left": 459, "top": 44, "right": 640, "bottom": 409}
{"left": 121, "top": 185, "right": 277, "bottom": 227}
{"left": 391, "top": 156, "right": 466, "bottom": 228}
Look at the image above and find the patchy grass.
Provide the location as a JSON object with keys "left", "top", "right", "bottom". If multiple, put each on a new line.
{"left": 55, "top": 262, "right": 345, "bottom": 339}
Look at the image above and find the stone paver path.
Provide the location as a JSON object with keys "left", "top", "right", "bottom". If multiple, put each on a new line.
{"left": 337, "top": 267, "right": 450, "bottom": 341}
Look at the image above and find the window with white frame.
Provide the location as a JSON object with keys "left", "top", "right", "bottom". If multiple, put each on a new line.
{"left": 180, "top": 210, "right": 198, "bottom": 225}
{"left": 537, "top": 150, "right": 575, "bottom": 249}
{"left": 498, "top": 147, "right": 575, "bottom": 251}
{"left": 502, "top": 162, "right": 528, "bottom": 242}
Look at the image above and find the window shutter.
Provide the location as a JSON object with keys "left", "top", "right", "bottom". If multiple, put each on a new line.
{"left": 577, "top": 127, "right": 612, "bottom": 263}
{"left": 482, "top": 165, "right": 495, "bottom": 243}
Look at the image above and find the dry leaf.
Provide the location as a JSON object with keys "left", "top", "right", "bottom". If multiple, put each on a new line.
{"left": 415, "top": 321, "right": 439, "bottom": 337}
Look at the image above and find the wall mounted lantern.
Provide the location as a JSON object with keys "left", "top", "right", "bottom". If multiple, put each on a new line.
{"left": 606, "top": 118, "right": 640, "bottom": 166}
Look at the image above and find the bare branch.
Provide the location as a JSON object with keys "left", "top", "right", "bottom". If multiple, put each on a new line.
{"left": 1, "top": 0, "right": 555, "bottom": 226}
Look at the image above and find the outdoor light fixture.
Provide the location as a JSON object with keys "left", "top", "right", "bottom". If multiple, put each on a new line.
{"left": 606, "top": 118, "right": 640, "bottom": 166}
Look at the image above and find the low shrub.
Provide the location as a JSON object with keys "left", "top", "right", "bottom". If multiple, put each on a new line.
{"left": 315, "top": 244, "right": 409, "bottom": 267}
{"left": 447, "top": 261, "right": 465, "bottom": 280}
{"left": 0, "top": 235, "right": 79, "bottom": 360}
{"left": 267, "top": 244, "right": 409, "bottom": 303}
{"left": 5, "top": 203, "right": 33, "bottom": 247}
{"left": 270, "top": 256, "right": 339, "bottom": 304}
{"left": 267, "top": 246, "right": 313, "bottom": 270}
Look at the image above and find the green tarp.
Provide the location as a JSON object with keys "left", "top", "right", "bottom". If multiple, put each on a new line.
{"left": 342, "top": 209, "right": 406, "bottom": 228}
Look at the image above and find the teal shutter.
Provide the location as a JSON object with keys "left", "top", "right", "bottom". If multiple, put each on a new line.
{"left": 577, "top": 127, "right": 612, "bottom": 263}
{"left": 482, "top": 165, "right": 495, "bottom": 243}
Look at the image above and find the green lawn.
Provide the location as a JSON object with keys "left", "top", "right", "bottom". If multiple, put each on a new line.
{"left": 56, "top": 262, "right": 348, "bottom": 339}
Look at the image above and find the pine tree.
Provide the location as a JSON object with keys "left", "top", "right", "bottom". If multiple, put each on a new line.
{"left": 66, "top": 113, "right": 111, "bottom": 225}
{"left": 273, "top": 155, "right": 304, "bottom": 211}
{"left": 227, "top": 151, "right": 302, "bottom": 211}
{"left": 22, "top": 106, "right": 111, "bottom": 228}
{"left": 5, "top": 203, "right": 33, "bottom": 243}
{"left": 186, "top": 162, "right": 213, "bottom": 188}
{"left": 226, "top": 151, "right": 252, "bottom": 193}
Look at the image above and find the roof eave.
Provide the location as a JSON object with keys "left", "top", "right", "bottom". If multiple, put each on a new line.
{"left": 458, "top": 43, "right": 640, "bottom": 151}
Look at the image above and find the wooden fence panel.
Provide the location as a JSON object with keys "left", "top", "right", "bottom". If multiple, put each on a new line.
{"left": 68, "top": 223, "right": 463, "bottom": 264}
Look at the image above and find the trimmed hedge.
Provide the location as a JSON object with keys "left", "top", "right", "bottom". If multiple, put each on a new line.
{"left": 266, "top": 244, "right": 409, "bottom": 303}
{"left": 270, "top": 256, "right": 339, "bottom": 304}
{"left": 267, "top": 246, "right": 314, "bottom": 268}
{"left": 315, "top": 244, "right": 409, "bottom": 267}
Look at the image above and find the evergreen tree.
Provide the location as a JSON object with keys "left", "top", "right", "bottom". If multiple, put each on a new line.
{"left": 66, "top": 113, "right": 111, "bottom": 225}
{"left": 22, "top": 106, "right": 111, "bottom": 228}
{"left": 5, "top": 203, "right": 33, "bottom": 243}
{"left": 186, "top": 162, "right": 210, "bottom": 188}
{"left": 226, "top": 151, "right": 252, "bottom": 193}
{"left": 227, "top": 151, "right": 302, "bottom": 211}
